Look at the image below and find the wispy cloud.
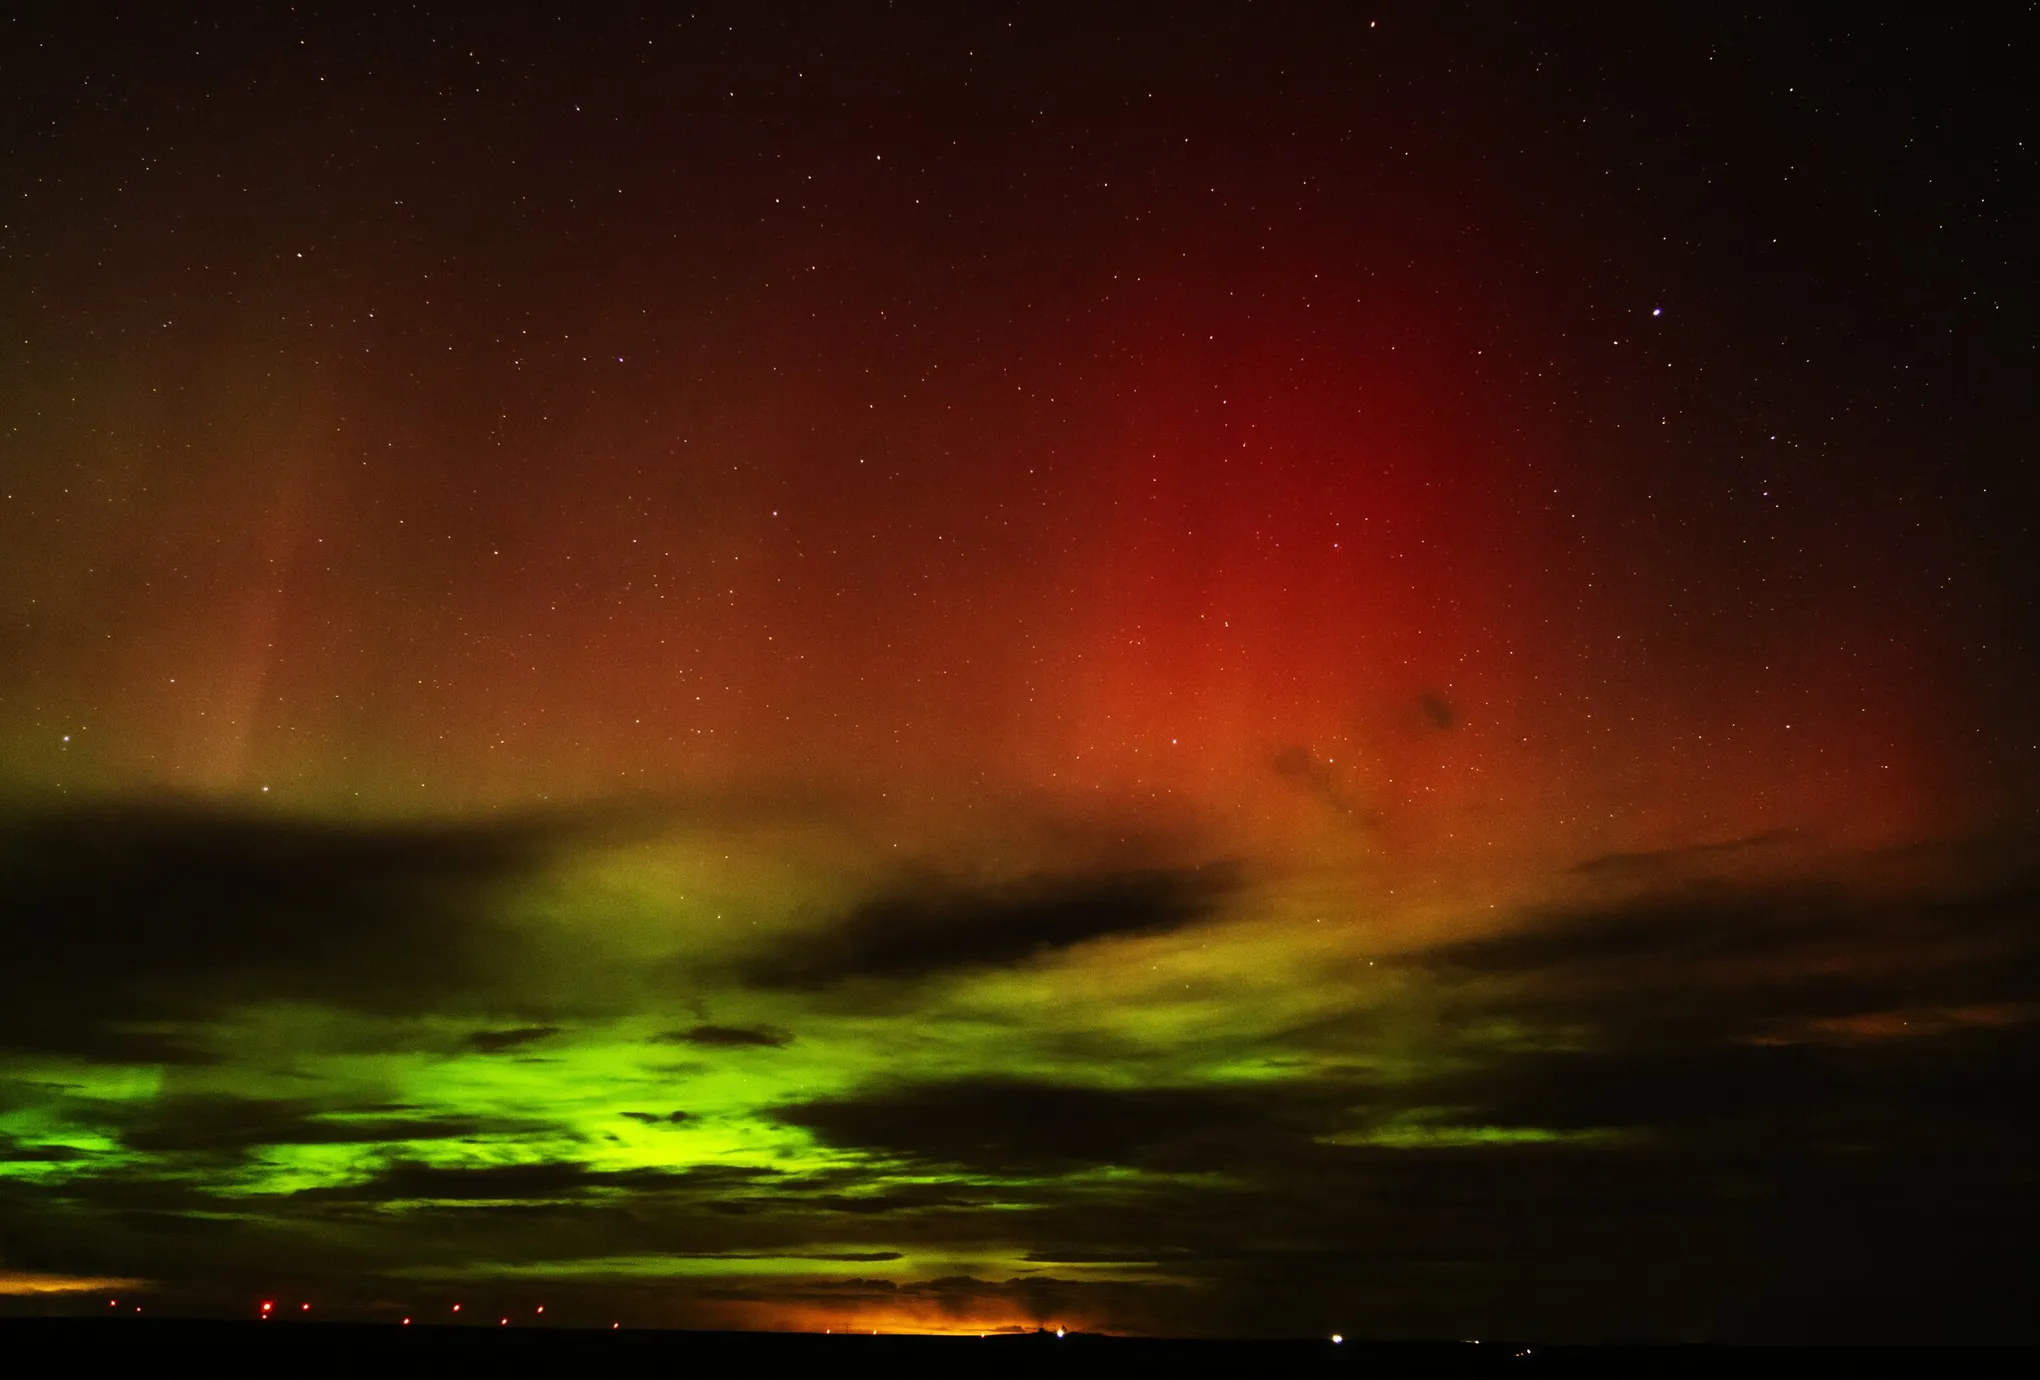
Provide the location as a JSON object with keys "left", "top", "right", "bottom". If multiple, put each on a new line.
{"left": 737, "top": 865, "right": 1238, "bottom": 988}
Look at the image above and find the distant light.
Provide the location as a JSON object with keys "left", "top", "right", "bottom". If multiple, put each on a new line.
{"left": 109, "top": 1299, "right": 117, "bottom": 1307}
{"left": 536, "top": 1306, "right": 545, "bottom": 1313}
{"left": 452, "top": 1304, "right": 461, "bottom": 1312}
{"left": 301, "top": 1303, "right": 310, "bottom": 1311}
{"left": 500, "top": 1318, "right": 509, "bottom": 1326}
{"left": 1332, "top": 1334, "right": 1344, "bottom": 1344}
{"left": 1056, "top": 1327, "right": 1066, "bottom": 1338}
{"left": 1652, "top": 307, "right": 1662, "bottom": 316}
{"left": 612, "top": 1322, "right": 620, "bottom": 1330}
{"left": 403, "top": 1318, "right": 411, "bottom": 1325}
{"left": 261, "top": 1302, "right": 273, "bottom": 1313}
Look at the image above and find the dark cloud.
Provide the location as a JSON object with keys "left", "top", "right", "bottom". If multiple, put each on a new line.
{"left": 1376, "top": 877, "right": 2040, "bottom": 1161}
{"left": 1407, "top": 882, "right": 2040, "bottom": 1047}
{"left": 800, "top": 1189, "right": 980, "bottom": 1214}
{"left": 739, "top": 866, "right": 1235, "bottom": 989}
{"left": 108, "top": 1095, "right": 527, "bottom": 1155}
{"left": 772, "top": 1077, "right": 1342, "bottom": 1175}
{"left": 0, "top": 802, "right": 566, "bottom": 1060}
{"left": 659, "top": 1024, "right": 792, "bottom": 1048}
{"left": 1416, "top": 691, "right": 1455, "bottom": 729}
{"left": 1441, "top": 1030, "right": 2040, "bottom": 1148}
{"left": 1272, "top": 746, "right": 1362, "bottom": 817}
{"left": 1569, "top": 830, "right": 1795, "bottom": 880}
{"left": 24, "top": 1026, "right": 223, "bottom": 1067}
{"left": 466, "top": 1025, "right": 561, "bottom": 1053}
{"left": 757, "top": 1171, "right": 990, "bottom": 1214}
{"left": 620, "top": 1110, "right": 693, "bottom": 1124}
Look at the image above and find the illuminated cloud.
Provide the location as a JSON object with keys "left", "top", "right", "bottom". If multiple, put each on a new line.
{"left": 736, "top": 866, "right": 1238, "bottom": 989}
{"left": 0, "top": 1271, "right": 145, "bottom": 1296}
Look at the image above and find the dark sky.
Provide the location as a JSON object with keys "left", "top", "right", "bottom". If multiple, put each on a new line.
{"left": 1, "top": 3, "right": 2035, "bottom": 1340}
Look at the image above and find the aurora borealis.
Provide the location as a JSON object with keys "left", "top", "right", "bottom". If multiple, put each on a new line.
{"left": 2, "top": 5, "right": 2035, "bottom": 1342}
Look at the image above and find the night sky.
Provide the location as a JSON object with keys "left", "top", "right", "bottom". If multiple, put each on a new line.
{"left": 2, "top": 4, "right": 2035, "bottom": 1342}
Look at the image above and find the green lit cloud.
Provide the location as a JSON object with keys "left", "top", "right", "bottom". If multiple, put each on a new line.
{"left": 3, "top": 802, "right": 2038, "bottom": 1338}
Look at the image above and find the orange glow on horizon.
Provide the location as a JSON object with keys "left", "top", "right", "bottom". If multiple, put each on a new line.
{"left": 683, "top": 1295, "right": 1099, "bottom": 1338}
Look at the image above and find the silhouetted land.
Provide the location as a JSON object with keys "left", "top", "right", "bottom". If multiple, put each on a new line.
{"left": 1, "top": 1320, "right": 2032, "bottom": 1376}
